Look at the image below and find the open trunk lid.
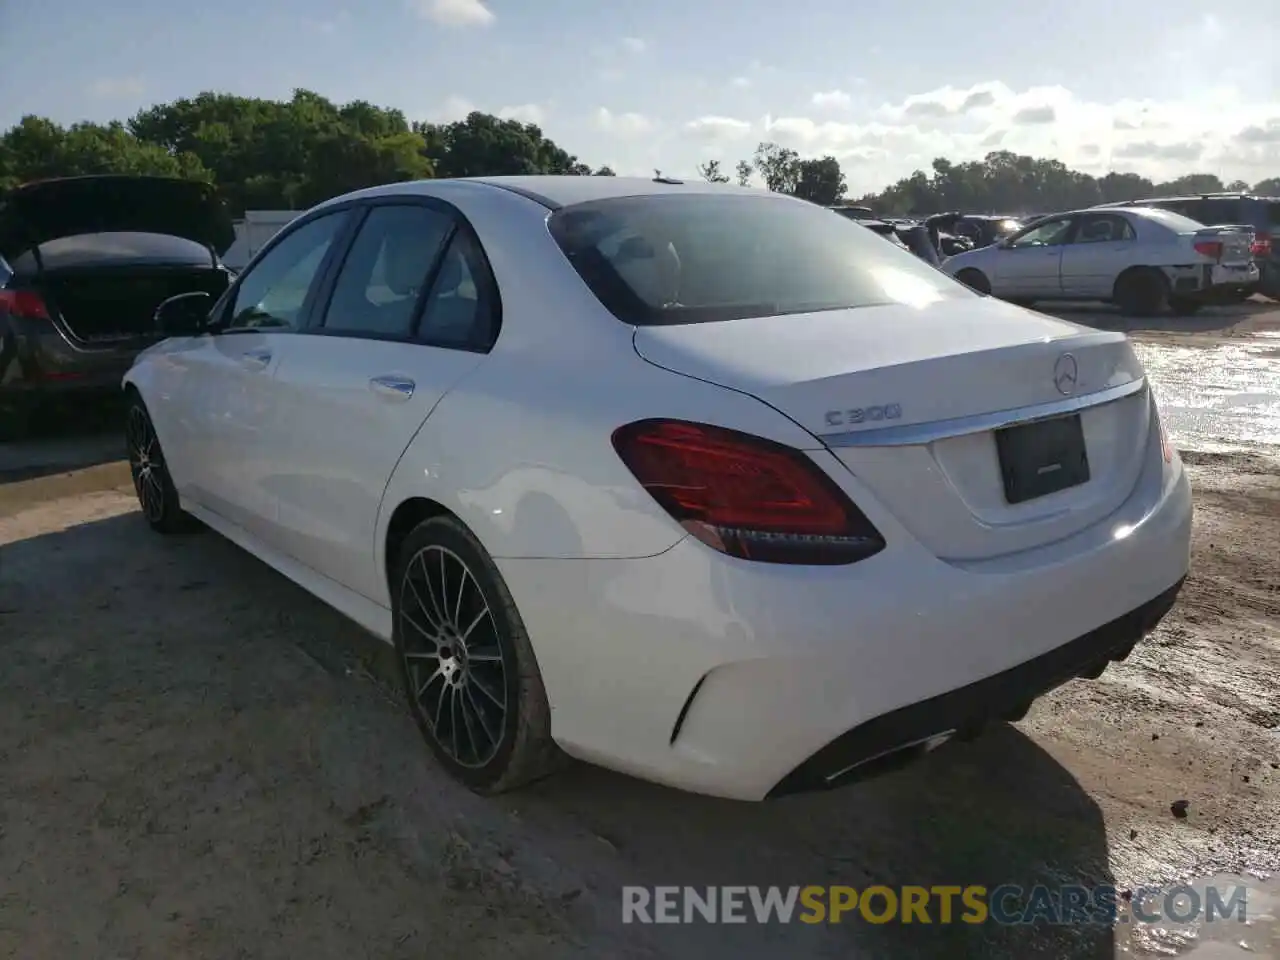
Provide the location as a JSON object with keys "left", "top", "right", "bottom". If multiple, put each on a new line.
{"left": 633, "top": 297, "right": 1151, "bottom": 562}
{"left": 0, "top": 176, "right": 236, "bottom": 261}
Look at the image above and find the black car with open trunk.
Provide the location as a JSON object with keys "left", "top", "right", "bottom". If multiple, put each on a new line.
{"left": 0, "top": 175, "right": 235, "bottom": 438}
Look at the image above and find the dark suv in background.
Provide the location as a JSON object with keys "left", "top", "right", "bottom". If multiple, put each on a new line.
{"left": 1098, "top": 193, "right": 1280, "bottom": 298}
{"left": 0, "top": 175, "right": 236, "bottom": 438}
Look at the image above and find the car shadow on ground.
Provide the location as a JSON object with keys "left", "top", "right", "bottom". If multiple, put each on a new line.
{"left": 0, "top": 504, "right": 1119, "bottom": 959}
{"left": 0, "top": 400, "right": 126, "bottom": 484}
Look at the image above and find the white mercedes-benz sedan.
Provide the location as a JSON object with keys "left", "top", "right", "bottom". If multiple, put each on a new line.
{"left": 123, "top": 176, "right": 1192, "bottom": 801}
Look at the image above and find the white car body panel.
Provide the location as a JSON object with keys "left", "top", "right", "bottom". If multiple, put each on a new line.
{"left": 124, "top": 177, "right": 1193, "bottom": 800}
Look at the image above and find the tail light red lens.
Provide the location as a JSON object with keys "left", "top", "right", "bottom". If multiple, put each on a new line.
{"left": 1193, "top": 240, "right": 1223, "bottom": 261}
{"left": 0, "top": 289, "right": 50, "bottom": 320}
{"left": 612, "top": 419, "right": 885, "bottom": 565}
{"left": 1251, "top": 233, "right": 1271, "bottom": 257}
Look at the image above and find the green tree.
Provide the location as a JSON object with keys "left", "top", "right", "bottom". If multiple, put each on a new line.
{"left": 734, "top": 160, "right": 753, "bottom": 187}
{"left": 753, "top": 142, "right": 801, "bottom": 193}
{"left": 1253, "top": 177, "right": 1280, "bottom": 195}
{"left": 793, "top": 156, "right": 846, "bottom": 205}
{"left": 697, "top": 160, "right": 730, "bottom": 183}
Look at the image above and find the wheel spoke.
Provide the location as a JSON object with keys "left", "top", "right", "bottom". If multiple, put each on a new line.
{"left": 467, "top": 645, "right": 502, "bottom": 663}
{"left": 415, "top": 554, "right": 449, "bottom": 628}
{"left": 464, "top": 684, "right": 498, "bottom": 749}
{"left": 451, "top": 561, "right": 473, "bottom": 628}
{"left": 403, "top": 570, "right": 442, "bottom": 632}
{"left": 471, "top": 672, "right": 504, "bottom": 709}
{"left": 448, "top": 688, "right": 462, "bottom": 760}
{"left": 460, "top": 603, "right": 491, "bottom": 643}
{"left": 459, "top": 689, "right": 482, "bottom": 763}
{"left": 400, "top": 606, "right": 441, "bottom": 649}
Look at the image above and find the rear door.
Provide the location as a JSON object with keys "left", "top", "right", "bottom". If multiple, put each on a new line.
{"left": 1059, "top": 213, "right": 1138, "bottom": 298}
{"left": 267, "top": 200, "right": 496, "bottom": 602}
{"left": 174, "top": 210, "right": 351, "bottom": 537}
{"left": 990, "top": 216, "right": 1073, "bottom": 298}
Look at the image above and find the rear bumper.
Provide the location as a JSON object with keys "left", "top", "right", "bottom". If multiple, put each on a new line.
{"left": 768, "top": 576, "right": 1183, "bottom": 796}
{"left": 500, "top": 427, "right": 1193, "bottom": 801}
{"left": 1, "top": 314, "right": 138, "bottom": 404}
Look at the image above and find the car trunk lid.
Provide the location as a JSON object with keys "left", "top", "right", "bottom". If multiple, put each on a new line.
{"left": 0, "top": 176, "right": 236, "bottom": 262}
{"left": 632, "top": 297, "right": 1151, "bottom": 561}
{"left": 1186, "top": 225, "right": 1255, "bottom": 266}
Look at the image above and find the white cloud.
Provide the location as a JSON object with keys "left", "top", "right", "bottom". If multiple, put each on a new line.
{"left": 498, "top": 103, "right": 545, "bottom": 124}
{"left": 684, "top": 116, "right": 753, "bottom": 141}
{"left": 410, "top": 0, "right": 494, "bottom": 27}
{"left": 87, "top": 77, "right": 144, "bottom": 98}
{"left": 729, "top": 76, "right": 751, "bottom": 89}
{"left": 811, "top": 90, "right": 853, "bottom": 110}
{"left": 594, "top": 107, "right": 656, "bottom": 137}
{"left": 621, "top": 36, "right": 646, "bottom": 53}
{"left": 425, "top": 95, "right": 476, "bottom": 122}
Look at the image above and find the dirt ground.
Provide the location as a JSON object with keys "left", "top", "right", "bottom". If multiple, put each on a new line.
{"left": 1, "top": 305, "right": 1278, "bottom": 960}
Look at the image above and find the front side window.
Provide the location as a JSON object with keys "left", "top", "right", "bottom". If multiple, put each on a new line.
{"left": 547, "top": 193, "right": 972, "bottom": 327}
{"left": 1008, "top": 218, "right": 1074, "bottom": 248}
{"left": 320, "top": 205, "right": 454, "bottom": 338}
{"left": 225, "top": 213, "right": 347, "bottom": 331}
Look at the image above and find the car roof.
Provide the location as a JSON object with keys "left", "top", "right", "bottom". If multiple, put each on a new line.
{"left": 345, "top": 175, "right": 772, "bottom": 212}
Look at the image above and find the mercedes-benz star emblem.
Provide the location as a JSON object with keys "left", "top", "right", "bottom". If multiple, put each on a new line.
{"left": 1053, "top": 353, "right": 1079, "bottom": 396}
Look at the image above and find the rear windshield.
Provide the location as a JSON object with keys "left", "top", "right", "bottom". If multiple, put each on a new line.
{"left": 1268, "top": 202, "right": 1280, "bottom": 227}
{"left": 546, "top": 193, "right": 973, "bottom": 326}
{"left": 1137, "top": 207, "right": 1209, "bottom": 233}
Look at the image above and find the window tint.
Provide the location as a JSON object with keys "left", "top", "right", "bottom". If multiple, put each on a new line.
{"left": 1072, "top": 214, "right": 1136, "bottom": 243}
{"left": 320, "top": 205, "right": 454, "bottom": 337}
{"left": 548, "top": 194, "right": 971, "bottom": 326}
{"left": 417, "top": 230, "right": 499, "bottom": 350}
{"left": 1177, "top": 199, "right": 1242, "bottom": 226}
{"left": 226, "top": 213, "right": 346, "bottom": 330}
{"left": 1009, "top": 218, "right": 1073, "bottom": 248}
{"left": 1267, "top": 202, "right": 1280, "bottom": 227}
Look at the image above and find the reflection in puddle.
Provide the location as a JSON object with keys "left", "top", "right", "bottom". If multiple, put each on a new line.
{"left": 1133, "top": 339, "right": 1280, "bottom": 451}
{"left": 1116, "top": 872, "right": 1279, "bottom": 957}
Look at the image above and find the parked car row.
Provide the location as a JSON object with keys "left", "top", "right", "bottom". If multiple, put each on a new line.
{"left": 841, "top": 193, "right": 1275, "bottom": 316}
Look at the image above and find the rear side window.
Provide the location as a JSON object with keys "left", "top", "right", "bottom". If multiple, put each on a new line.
{"left": 548, "top": 194, "right": 972, "bottom": 326}
{"left": 1267, "top": 202, "right": 1280, "bottom": 228}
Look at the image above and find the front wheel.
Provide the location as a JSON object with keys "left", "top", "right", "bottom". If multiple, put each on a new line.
{"left": 392, "top": 515, "right": 564, "bottom": 794}
{"left": 125, "top": 397, "right": 199, "bottom": 534}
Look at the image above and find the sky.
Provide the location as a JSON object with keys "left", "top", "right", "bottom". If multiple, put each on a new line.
{"left": 1, "top": 0, "right": 1278, "bottom": 195}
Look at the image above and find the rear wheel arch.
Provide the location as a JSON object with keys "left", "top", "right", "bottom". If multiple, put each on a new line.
{"left": 384, "top": 496, "right": 455, "bottom": 594}
{"left": 1113, "top": 266, "right": 1170, "bottom": 316}
{"left": 955, "top": 267, "right": 992, "bottom": 294}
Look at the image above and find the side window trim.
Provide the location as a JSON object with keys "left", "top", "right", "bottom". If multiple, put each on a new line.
{"left": 301, "top": 205, "right": 372, "bottom": 334}
{"left": 213, "top": 207, "right": 356, "bottom": 335}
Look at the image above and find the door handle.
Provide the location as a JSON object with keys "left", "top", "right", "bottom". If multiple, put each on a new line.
{"left": 369, "top": 375, "right": 415, "bottom": 400}
{"left": 241, "top": 348, "right": 272, "bottom": 368}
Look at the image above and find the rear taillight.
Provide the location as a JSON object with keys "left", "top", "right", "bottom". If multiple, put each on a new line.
{"left": 1251, "top": 232, "right": 1271, "bottom": 257}
{"left": 612, "top": 419, "right": 886, "bottom": 565}
{"left": 1193, "top": 240, "right": 1223, "bottom": 261}
{"left": 0, "top": 289, "right": 50, "bottom": 320}
{"left": 1152, "top": 398, "right": 1173, "bottom": 464}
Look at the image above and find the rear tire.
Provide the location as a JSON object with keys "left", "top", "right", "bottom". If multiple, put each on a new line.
{"left": 955, "top": 268, "right": 991, "bottom": 295}
{"left": 1113, "top": 268, "right": 1169, "bottom": 317}
{"left": 125, "top": 396, "right": 199, "bottom": 534}
{"left": 392, "top": 515, "right": 565, "bottom": 794}
{"left": 1169, "top": 296, "right": 1203, "bottom": 316}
